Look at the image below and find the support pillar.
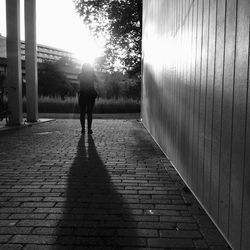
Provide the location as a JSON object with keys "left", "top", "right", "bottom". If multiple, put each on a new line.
{"left": 25, "top": 0, "right": 38, "bottom": 122}
{"left": 6, "top": 0, "right": 23, "bottom": 125}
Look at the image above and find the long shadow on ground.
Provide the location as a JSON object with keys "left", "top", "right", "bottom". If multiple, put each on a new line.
{"left": 56, "top": 135, "right": 138, "bottom": 249}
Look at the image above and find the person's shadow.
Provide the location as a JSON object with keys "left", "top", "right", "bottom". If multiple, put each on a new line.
{"left": 56, "top": 135, "right": 138, "bottom": 248}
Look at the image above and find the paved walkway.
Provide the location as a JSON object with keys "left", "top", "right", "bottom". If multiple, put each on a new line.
{"left": 0, "top": 119, "right": 231, "bottom": 250}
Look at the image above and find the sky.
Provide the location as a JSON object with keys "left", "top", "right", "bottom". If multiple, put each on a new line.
{"left": 0, "top": 0, "right": 104, "bottom": 64}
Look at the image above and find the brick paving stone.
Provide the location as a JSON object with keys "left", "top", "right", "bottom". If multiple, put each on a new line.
{"left": 9, "top": 197, "right": 43, "bottom": 202}
{"left": 159, "top": 229, "right": 202, "bottom": 238}
{"left": 122, "top": 248, "right": 165, "bottom": 250}
{"left": 177, "top": 223, "right": 199, "bottom": 230}
{"left": 20, "top": 202, "right": 56, "bottom": 208}
{"left": 130, "top": 215, "right": 159, "bottom": 222}
{"left": 118, "top": 229, "right": 158, "bottom": 237}
{"left": 155, "top": 204, "right": 188, "bottom": 210}
{"left": 0, "top": 220, "right": 19, "bottom": 227}
{"left": 0, "top": 208, "right": 34, "bottom": 214}
{"left": 24, "top": 245, "right": 69, "bottom": 250}
{"left": 138, "top": 222, "right": 176, "bottom": 229}
{"left": 114, "top": 237, "right": 147, "bottom": 247}
{"left": 0, "top": 227, "right": 33, "bottom": 235}
{"left": 0, "top": 244, "right": 23, "bottom": 250}
{"left": 32, "top": 227, "right": 73, "bottom": 236}
{"left": 200, "top": 228, "right": 229, "bottom": 246}
{"left": 0, "top": 119, "right": 231, "bottom": 249}
{"left": 46, "top": 214, "right": 63, "bottom": 220}
{"left": 74, "top": 247, "right": 113, "bottom": 250}
{"left": 0, "top": 202, "right": 21, "bottom": 207}
{"left": 1, "top": 193, "right": 32, "bottom": 198}
{"left": 34, "top": 208, "right": 64, "bottom": 213}
{"left": 9, "top": 213, "right": 47, "bottom": 219}
{"left": 144, "top": 209, "right": 180, "bottom": 216}
{"left": 0, "top": 214, "right": 10, "bottom": 219}
{"left": 148, "top": 238, "right": 194, "bottom": 248}
{"left": 193, "top": 239, "right": 209, "bottom": 249}
{"left": 0, "top": 235, "right": 12, "bottom": 243}
{"left": 17, "top": 219, "right": 58, "bottom": 227}
{"left": 210, "top": 246, "right": 232, "bottom": 250}
{"left": 160, "top": 216, "right": 196, "bottom": 223}
{"left": 74, "top": 228, "right": 116, "bottom": 237}
{"left": 11, "top": 235, "right": 56, "bottom": 244}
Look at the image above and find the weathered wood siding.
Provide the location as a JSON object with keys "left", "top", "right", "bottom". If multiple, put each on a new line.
{"left": 142, "top": 0, "right": 250, "bottom": 249}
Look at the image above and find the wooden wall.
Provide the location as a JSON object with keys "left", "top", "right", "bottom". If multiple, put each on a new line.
{"left": 142, "top": 0, "right": 250, "bottom": 249}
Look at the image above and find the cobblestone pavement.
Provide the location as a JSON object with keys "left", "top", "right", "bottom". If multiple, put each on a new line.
{"left": 0, "top": 119, "right": 231, "bottom": 250}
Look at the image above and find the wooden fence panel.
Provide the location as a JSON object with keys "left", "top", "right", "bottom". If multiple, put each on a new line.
{"left": 142, "top": 1, "right": 250, "bottom": 248}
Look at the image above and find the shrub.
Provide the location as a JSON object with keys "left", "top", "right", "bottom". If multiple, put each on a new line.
{"left": 23, "top": 96, "right": 140, "bottom": 114}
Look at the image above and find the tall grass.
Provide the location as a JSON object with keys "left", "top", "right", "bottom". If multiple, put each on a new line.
{"left": 23, "top": 96, "right": 140, "bottom": 113}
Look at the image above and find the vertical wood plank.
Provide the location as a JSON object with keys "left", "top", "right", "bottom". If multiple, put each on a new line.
{"left": 178, "top": 0, "right": 183, "bottom": 176}
{"left": 191, "top": 0, "right": 199, "bottom": 190}
{"left": 173, "top": 0, "right": 178, "bottom": 165}
{"left": 242, "top": 24, "right": 250, "bottom": 248}
{"left": 170, "top": 0, "right": 175, "bottom": 159}
{"left": 210, "top": 0, "right": 226, "bottom": 222}
{"left": 188, "top": 0, "right": 198, "bottom": 188}
{"left": 229, "top": 0, "right": 249, "bottom": 248}
{"left": 176, "top": 0, "right": 182, "bottom": 173}
{"left": 186, "top": 0, "right": 195, "bottom": 185}
{"left": 203, "top": 0, "right": 216, "bottom": 209}
{"left": 186, "top": 0, "right": 193, "bottom": 183}
{"left": 141, "top": 0, "right": 146, "bottom": 126}
{"left": 168, "top": 0, "right": 173, "bottom": 160}
{"left": 192, "top": 0, "right": 203, "bottom": 194}
{"left": 197, "top": 0, "right": 209, "bottom": 201}
{"left": 156, "top": 0, "right": 161, "bottom": 148}
{"left": 174, "top": 0, "right": 179, "bottom": 165}
{"left": 180, "top": 0, "right": 189, "bottom": 180}
{"left": 218, "top": 0, "right": 237, "bottom": 237}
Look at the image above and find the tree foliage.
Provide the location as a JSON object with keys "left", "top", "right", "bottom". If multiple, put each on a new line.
{"left": 73, "top": 0, "right": 142, "bottom": 76}
{"left": 96, "top": 71, "right": 141, "bottom": 100}
{"left": 38, "top": 60, "right": 77, "bottom": 98}
{"left": 0, "top": 73, "right": 5, "bottom": 87}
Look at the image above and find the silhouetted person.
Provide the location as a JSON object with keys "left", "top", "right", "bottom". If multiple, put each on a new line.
{"left": 78, "top": 63, "right": 97, "bottom": 134}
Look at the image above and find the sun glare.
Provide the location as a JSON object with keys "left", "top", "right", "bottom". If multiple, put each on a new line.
{"left": 36, "top": 0, "right": 105, "bottom": 66}
{"left": 70, "top": 28, "right": 104, "bottom": 65}
{"left": 0, "top": 0, "right": 105, "bottom": 65}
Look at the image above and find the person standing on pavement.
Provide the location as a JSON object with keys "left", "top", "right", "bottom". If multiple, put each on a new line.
{"left": 78, "top": 63, "right": 98, "bottom": 134}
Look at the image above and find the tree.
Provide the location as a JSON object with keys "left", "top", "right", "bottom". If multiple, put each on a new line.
{"left": 0, "top": 73, "right": 5, "bottom": 87}
{"left": 38, "top": 60, "right": 76, "bottom": 98}
{"left": 73, "top": 0, "right": 142, "bottom": 76}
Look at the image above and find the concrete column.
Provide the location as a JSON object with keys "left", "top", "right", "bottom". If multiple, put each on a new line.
{"left": 6, "top": 0, "right": 23, "bottom": 125}
{"left": 25, "top": 0, "right": 38, "bottom": 122}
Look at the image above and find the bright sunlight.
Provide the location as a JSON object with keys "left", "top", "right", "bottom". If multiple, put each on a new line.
{"left": 68, "top": 26, "right": 104, "bottom": 65}
{"left": 0, "top": 0, "right": 104, "bottom": 65}
{"left": 36, "top": 0, "right": 104, "bottom": 65}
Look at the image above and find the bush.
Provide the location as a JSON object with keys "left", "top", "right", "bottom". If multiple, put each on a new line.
{"left": 94, "top": 98, "right": 140, "bottom": 113}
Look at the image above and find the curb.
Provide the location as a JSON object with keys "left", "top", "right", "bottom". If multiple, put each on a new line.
{"left": 0, "top": 118, "right": 55, "bottom": 132}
